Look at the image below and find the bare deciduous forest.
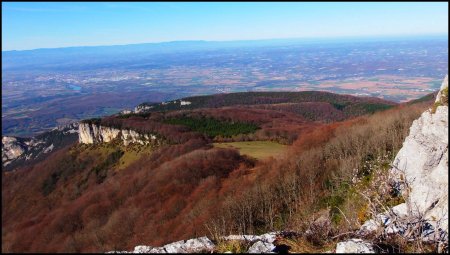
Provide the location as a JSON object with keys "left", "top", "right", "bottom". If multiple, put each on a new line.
{"left": 2, "top": 94, "right": 431, "bottom": 252}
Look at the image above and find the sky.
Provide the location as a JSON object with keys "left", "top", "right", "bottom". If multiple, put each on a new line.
{"left": 2, "top": 2, "right": 448, "bottom": 51}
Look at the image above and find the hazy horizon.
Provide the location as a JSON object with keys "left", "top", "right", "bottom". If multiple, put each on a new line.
{"left": 3, "top": 2, "right": 448, "bottom": 51}
{"left": 2, "top": 33, "right": 448, "bottom": 52}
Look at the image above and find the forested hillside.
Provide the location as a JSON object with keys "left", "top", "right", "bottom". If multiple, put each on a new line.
{"left": 2, "top": 91, "right": 433, "bottom": 252}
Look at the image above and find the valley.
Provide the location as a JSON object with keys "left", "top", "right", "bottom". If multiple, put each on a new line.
{"left": 2, "top": 2, "right": 449, "bottom": 253}
{"left": 2, "top": 36, "right": 447, "bottom": 137}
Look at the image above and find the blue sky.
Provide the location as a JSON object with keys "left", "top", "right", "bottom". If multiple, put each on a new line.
{"left": 2, "top": 2, "right": 448, "bottom": 51}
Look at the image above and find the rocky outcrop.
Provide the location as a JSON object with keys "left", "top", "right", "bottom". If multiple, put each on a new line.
{"left": 2, "top": 136, "right": 27, "bottom": 166}
{"left": 436, "top": 75, "right": 448, "bottom": 105}
{"left": 108, "top": 76, "right": 449, "bottom": 254}
{"left": 339, "top": 75, "right": 449, "bottom": 252}
{"left": 107, "top": 233, "right": 279, "bottom": 254}
{"left": 124, "top": 236, "right": 215, "bottom": 253}
{"left": 335, "top": 239, "right": 375, "bottom": 253}
{"left": 388, "top": 106, "right": 448, "bottom": 231}
{"left": 134, "top": 100, "right": 192, "bottom": 114}
{"left": 2, "top": 122, "right": 79, "bottom": 171}
{"left": 180, "top": 100, "right": 192, "bottom": 106}
{"left": 78, "top": 123, "right": 120, "bottom": 144}
{"left": 134, "top": 105, "right": 153, "bottom": 113}
{"left": 389, "top": 75, "right": 448, "bottom": 237}
{"left": 106, "top": 236, "right": 216, "bottom": 254}
{"left": 222, "top": 232, "right": 277, "bottom": 244}
{"left": 78, "top": 123, "right": 158, "bottom": 146}
{"left": 247, "top": 240, "right": 276, "bottom": 253}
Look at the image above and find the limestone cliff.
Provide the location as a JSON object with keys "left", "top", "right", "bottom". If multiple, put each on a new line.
{"left": 2, "top": 136, "right": 27, "bottom": 166}
{"left": 348, "top": 75, "right": 449, "bottom": 252}
{"left": 2, "top": 122, "right": 79, "bottom": 171}
{"left": 389, "top": 76, "right": 448, "bottom": 232}
{"left": 78, "top": 122, "right": 158, "bottom": 146}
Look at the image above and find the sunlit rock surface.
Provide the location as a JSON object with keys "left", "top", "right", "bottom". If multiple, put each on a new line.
{"left": 78, "top": 123, "right": 158, "bottom": 146}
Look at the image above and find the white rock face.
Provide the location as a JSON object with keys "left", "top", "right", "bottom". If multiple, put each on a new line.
{"left": 359, "top": 203, "right": 408, "bottom": 236}
{"left": 78, "top": 123, "right": 157, "bottom": 146}
{"left": 436, "top": 75, "right": 448, "bottom": 104}
{"left": 42, "top": 144, "right": 54, "bottom": 154}
{"left": 162, "top": 236, "right": 215, "bottom": 253}
{"left": 2, "top": 136, "right": 46, "bottom": 167}
{"left": 183, "top": 237, "right": 215, "bottom": 252}
{"left": 162, "top": 240, "right": 186, "bottom": 253}
{"left": 389, "top": 76, "right": 448, "bottom": 234}
{"left": 344, "top": 75, "right": 449, "bottom": 252}
{"left": 2, "top": 136, "right": 26, "bottom": 164}
{"left": 2, "top": 123, "right": 79, "bottom": 169}
{"left": 110, "top": 237, "right": 215, "bottom": 253}
{"left": 120, "top": 109, "right": 132, "bottom": 115}
{"left": 222, "top": 232, "right": 277, "bottom": 243}
{"left": 134, "top": 105, "right": 153, "bottom": 113}
{"left": 335, "top": 239, "right": 375, "bottom": 253}
{"left": 78, "top": 123, "right": 121, "bottom": 144}
{"left": 133, "top": 246, "right": 152, "bottom": 253}
{"left": 248, "top": 240, "right": 276, "bottom": 253}
{"left": 148, "top": 247, "right": 166, "bottom": 253}
{"left": 108, "top": 232, "right": 281, "bottom": 253}
{"left": 223, "top": 234, "right": 260, "bottom": 242}
{"left": 180, "top": 100, "right": 191, "bottom": 106}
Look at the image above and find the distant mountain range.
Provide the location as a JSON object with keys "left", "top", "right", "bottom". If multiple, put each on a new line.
{"left": 3, "top": 35, "right": 447, "bottom": 71}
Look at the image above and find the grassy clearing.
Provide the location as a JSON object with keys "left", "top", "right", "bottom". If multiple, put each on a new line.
{"left": 213, "top": 141, "right": 287, "bottom": 160}
{"left": 76, "top": 142, "right": 153, "bottom": 171}
{"left": 117, "top": 146, "right": 152, "bottom": 170}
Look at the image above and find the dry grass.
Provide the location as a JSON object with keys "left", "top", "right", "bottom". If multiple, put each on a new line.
{"left": 276, "top": 236, "right": 337, "bottom": 253}
{"left": 213, "top": 141, "right": 287, "bottom": 160}
{"left": 214, "top": 239, "right": 251, "bottom": 253}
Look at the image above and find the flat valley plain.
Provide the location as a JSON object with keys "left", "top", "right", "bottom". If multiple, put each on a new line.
{"left": 2, "top": 36, "right": 448, "bottom": 136}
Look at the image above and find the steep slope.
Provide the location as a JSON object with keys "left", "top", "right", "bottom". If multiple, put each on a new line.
{"left": 390, "top": 75, "right": 448, "bottom": 232}
{"left": 107, "top": 76, "right": 448, "bottom": 254}
{"left": 1, "top": 91, "right": 432, "bottom": 253}
{"left": 336, "top": 75, "right": 448, "bottom": 253}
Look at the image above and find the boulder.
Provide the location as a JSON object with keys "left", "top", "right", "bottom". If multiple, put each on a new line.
{"left": 335, "top": 239, "right": 375, "bottom": 253}
{"left": 258, "top": 232, "right": 278, "bottom": 243}
{"left": 247, "top": 240, "right": 276, "bottom": 253}
{"left": 133, "top": 245, "right": 153, "bottom": 253}
{"left": 162, "top": 236, "right": 214, "bottom": 253}
{"left": 183, "top": 236, "right": 215, "bottom": 252}
{"left": 148, "top": 247, "right": 166, "bottom": 253}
